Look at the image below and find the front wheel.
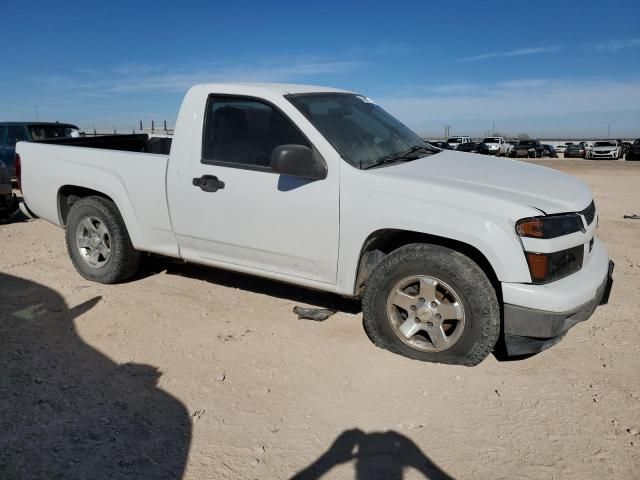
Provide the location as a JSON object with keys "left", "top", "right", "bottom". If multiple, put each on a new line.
{"left": 65, "top": 196, "right": 141, "bottom": 284}
{"left": 362, "top": 244, "right": 500, "bottom": 366}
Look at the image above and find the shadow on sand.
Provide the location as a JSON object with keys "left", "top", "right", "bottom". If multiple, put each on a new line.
{"left": 141, "top": 256, "right": 362, "bottom": 315}
{"left": 0, "top": 273, "right": 191, "bottom": 479}
{"left": 291, "top": 429, "right": 455, "bottom": 480}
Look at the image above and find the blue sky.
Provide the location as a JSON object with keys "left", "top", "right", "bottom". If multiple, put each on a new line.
{"left": 1, "top": 0, "right": 639, "bottom": 137}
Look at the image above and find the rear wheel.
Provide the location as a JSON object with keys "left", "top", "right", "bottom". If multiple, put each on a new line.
{"left": 362, "top": 244, "right": 500, "bottom": 366}
{"left": 65, "top": 196, "right": 140, "bottom": 284}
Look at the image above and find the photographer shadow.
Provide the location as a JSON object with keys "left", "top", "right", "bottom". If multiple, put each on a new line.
{"left": 291, "top": 429, "right": 455, "bottom": 480}
{"left": 0, "top": 273, "right": 191, "bottom": 479}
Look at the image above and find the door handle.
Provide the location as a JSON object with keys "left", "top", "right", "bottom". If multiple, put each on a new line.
{"left": 193, "top": 175, "right": 225, "bottom": 192}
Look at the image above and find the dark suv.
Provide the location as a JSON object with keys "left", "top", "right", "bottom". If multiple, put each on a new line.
{"left": 626, "top": 139, "right": 640, "bottom": 161}
{"left": 510, "top": 139, "right": 545, "bottom": 158}
{"left": 0, "top": 122, "right": 79, "bottom": 178}
{"left": 0, "top": 160, "right": 16, "bottom": 220}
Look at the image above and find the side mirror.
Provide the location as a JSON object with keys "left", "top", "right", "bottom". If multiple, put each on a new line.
{"left": 270, "top": 144, "right": 327, "bottom": 180}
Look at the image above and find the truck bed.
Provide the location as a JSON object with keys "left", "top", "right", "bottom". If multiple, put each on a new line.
{"left": 37, "top": 134, "right": 172, "bottom": 155}
{"left": 18, "top": 139, "right": 178, "bottom": 258}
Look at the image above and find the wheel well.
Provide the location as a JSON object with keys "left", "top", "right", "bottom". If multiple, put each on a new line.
{"left": 354, "top": 229, "right": 501, "bottom": 299}
{"left": 58, "top": 186, "right": 114, "bottom": 225}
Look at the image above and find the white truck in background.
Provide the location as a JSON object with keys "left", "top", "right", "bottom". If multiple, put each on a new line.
{"left": 16, "top": 83, "right": 614, "bottom": 366}
{"left": 445, "top": 136, "right": 471, "bottom": 149}
{"left": 482, "top": 136, "right": 508, "bottom": 156}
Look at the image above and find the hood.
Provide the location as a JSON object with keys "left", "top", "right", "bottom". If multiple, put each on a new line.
{"left": 367, "top": 150, "right": 592, "bottom": 214}
{"left": 592, "top": 145, "right": 616, "bottom": 150}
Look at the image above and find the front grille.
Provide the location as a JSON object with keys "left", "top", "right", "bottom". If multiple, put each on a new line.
{"left": 581, "top": 201, "right": 596, "bottom": 225}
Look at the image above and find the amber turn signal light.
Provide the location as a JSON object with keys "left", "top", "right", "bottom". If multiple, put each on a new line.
{"left": 516, "top": 218, "right": 544, "bottom": 238}
{"left": 526, "top": 253, "right": 549, "bottom": 282}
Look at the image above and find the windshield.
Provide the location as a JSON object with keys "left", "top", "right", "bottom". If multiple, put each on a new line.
{"left": 447, "top": 138, "right": 462, "bottom": 144}
{"left": 287, "top": 93, "right": 428, "bottom": 169}
{"left": 483, "top": 137, "right": 499, "bottom": 143}
{"left": 28, "top": 124, "right": 79, "bottom": 140}
{"left": 594, "top": 141, "right": 616, "bottom": 147}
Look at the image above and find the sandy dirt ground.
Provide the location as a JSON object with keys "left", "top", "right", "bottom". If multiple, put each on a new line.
{"left": 1, "top": 159, "right": 639, "bottom": 479}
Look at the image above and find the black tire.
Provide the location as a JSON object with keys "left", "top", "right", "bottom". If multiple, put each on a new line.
{"left": 65, "top": 196, "right": 141, "bottom": 284}
{"left": 362, "top": 244, "right": 500, "bottom": 366}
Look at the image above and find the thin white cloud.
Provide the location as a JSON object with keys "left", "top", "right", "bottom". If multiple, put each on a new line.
{"left": 459, "top": 45, "right": 562, "bottom": 62}
{"left": 40, "top": 58, "right": 366, "bottom": 94}
{"left": 591, "top": 37, "right": 640, "bottom": 51}
{"left": 376, "top": 78, "right": 640, "bottom": 136}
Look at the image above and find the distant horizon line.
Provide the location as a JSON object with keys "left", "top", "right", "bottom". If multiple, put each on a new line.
{"left": 72, "top": 125, "right": 638, "bottom": 141}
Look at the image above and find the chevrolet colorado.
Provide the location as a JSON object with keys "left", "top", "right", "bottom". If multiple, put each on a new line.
{"left": 16, "top": 83, "right": 614, "bottom": 365}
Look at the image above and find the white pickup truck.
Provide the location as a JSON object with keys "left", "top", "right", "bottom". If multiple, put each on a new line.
{"left": 482, "top": 136, "right": 508, "bottom": 156}
{"left": 17, "top": 83, "right": 614, "bottom": 366}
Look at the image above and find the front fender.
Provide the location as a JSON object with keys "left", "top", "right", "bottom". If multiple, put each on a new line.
{"left": 336, "top": 209, "right": 531, "bottom": 296}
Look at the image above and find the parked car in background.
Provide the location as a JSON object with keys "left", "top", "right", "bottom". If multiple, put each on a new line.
{"left": 482, "top": 137, "right": 508, "bottom": 156}
{"left": 621, "top": 141, "right": 631, "bottom": 157}
{"left": 564, "top": 144, "right": 587, "bottom": 158}
{"left": 587, "top": 140, "right": 622, "bottom": 160}
{"left": 457, "top": 141, "right": 491, "bottom": 155}
{"left": 427, "top": 140, "right": 453, "bottom": 150}
{"left": 555, "top": 144, "right": 567, "bottom": 154}
{"left": 446, "top": 136, "right": 471, "bottom": 149}
{"left": 504, "top": 140, "right": 518, "bottom": 157}
{"left": 0, "top": 160, "right": 17, "bottom": 220}
{"left": 0, "top": 122, "right": 80, "bottom": 178}
{"left": 509, "top": 140, "right": 545, "bottom": 158}
{"left": 625, "top": 139, "right": 640, "bottom": 161}
{"left": 17, "top": 82, "right": 613, "bottom": 364}
{"left": 542, "top": 144, "right": 558, "bottom": 158}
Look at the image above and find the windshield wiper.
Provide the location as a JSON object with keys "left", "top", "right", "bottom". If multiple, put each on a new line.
{"left": 362, "top": 145, "right": 437, "bottom": 170}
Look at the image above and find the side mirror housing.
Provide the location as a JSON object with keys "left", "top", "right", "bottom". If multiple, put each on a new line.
{"left": 270, "top": 144, "right": 327, "bottom": 180}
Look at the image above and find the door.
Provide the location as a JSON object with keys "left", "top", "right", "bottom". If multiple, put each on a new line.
{"left": 170, "top": 95, "right": 340, "bottom": 285}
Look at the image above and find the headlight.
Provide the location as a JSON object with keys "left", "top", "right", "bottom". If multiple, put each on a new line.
{"left": 516, "top": 214, "right": 584, "bottom": 239}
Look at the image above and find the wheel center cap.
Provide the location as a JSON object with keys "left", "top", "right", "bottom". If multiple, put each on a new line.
{"left": 91, "top": 235, "right": 101, "bottom": 247}
{"left": 416, "top": 306, "right": 434, "bottom": 321}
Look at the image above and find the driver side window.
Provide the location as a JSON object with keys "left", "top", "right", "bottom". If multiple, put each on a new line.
{"left": 202, "top": 96, "right": 309, "bottom": 170}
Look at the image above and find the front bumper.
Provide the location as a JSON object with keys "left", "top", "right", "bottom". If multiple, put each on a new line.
{"left": 503, "top": 260, "right": 614, "bottom": 355}
{"left": 590, "top": 151, "right": 618, "bottom": 159}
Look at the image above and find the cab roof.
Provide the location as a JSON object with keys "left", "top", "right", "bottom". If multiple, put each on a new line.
{"left": 191, "top": 82, "right": 353, "bottom": 96}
